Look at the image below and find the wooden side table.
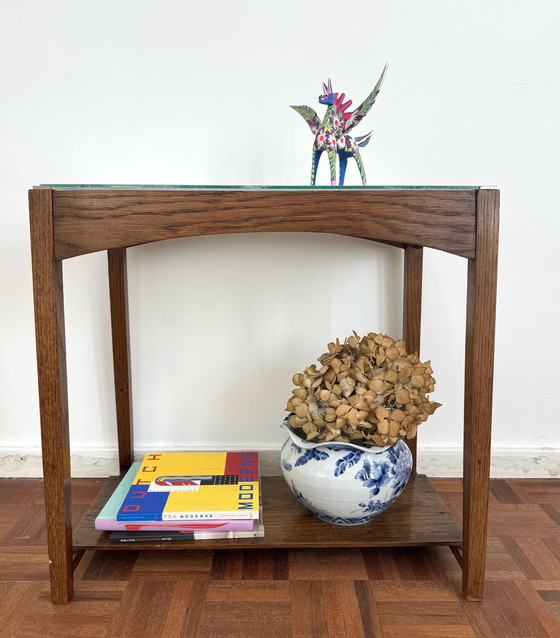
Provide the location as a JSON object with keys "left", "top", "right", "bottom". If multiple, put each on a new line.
{"left": 29, "top": 185, "right": 499, "bottom": 604}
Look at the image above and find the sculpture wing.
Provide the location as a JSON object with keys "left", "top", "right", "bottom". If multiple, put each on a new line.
{"left": 290, "top": 105, "right": 321, "bottom": 133}
{"left": 342, "top": 64, "right": 387, "bottom": 133}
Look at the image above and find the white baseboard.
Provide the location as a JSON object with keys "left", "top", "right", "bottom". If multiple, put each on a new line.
{"left": 0, "top": 446, "right": 559, "bottom": 479}
{"left": 418, "top": 448, "right": 560, "bottom": 478}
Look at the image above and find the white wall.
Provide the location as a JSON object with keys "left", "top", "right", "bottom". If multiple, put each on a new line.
{"left": 1, "top": 0, "right": 559, "bottom": 477}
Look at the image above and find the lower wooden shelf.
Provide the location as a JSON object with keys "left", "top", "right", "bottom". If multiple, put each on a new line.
{"left": 73, "top": 474, "right": 462, "bottom": 552}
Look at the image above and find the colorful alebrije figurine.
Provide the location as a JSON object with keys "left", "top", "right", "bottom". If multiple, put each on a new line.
{"left": 291, "top": 64, "right": 387, "bottom": 186}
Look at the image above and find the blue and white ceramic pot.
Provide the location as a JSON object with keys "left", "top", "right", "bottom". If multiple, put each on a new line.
{"left": 280, "top": 419, "right": 413, "bottom": 526}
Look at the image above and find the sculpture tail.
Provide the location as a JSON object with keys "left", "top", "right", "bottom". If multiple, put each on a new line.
{"left": 355, "top": 131, "right": 373, "bottom": 147}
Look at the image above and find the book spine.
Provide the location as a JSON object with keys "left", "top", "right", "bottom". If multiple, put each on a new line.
{"left": 160, "top": 510, "right": 258, "bottom": 521}
{"left": 95, "top": 518, "right": 255, "bottom": 532}
{"left": 118, "top": 510, "right": 257, "bottom": 522}
{"left": 109, "top": 530, "right": 264, "bottom": 543}
{"left": 116, "top": 513, "right": 163, "bottom": 522}
{"left": 192, "top": 530, "right": 264, "bottom": 540}
{"left": 111, "top": 533, "right": 195, "bottom": 543}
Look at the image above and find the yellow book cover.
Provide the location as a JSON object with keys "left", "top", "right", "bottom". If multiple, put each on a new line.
{"left": 117, "top": 452, "right": 259, "bottom": 521}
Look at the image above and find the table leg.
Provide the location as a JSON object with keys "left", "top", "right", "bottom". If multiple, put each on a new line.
{"left": 29, "top": 188, "right": 74, "bottom": 604}
{"left": 403, "top": 245, "right": 423, "bottom": 470}
{"left": 108, "top": 248, "right": 134, "bottom": 472}
{"left": 462, "top": 189, "right": 499, "bottom": 600}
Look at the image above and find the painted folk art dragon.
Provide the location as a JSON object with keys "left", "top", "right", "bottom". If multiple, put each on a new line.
{"left": 291, "top": 65, "right": 387, "bottom": 186}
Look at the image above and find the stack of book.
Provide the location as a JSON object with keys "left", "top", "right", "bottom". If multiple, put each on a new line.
{"left": 95, "top": 451, "right": 263, "bottom": 543}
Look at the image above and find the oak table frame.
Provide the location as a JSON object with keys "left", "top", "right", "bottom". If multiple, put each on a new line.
{"left": 29, "top": 186, "right": 499, "bottom": 604}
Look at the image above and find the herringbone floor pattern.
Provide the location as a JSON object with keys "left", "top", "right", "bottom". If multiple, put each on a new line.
{"left": 0, "top": 478, "right": 559, "bottom": 637}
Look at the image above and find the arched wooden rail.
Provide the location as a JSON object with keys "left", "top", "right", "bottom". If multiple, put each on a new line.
{"left": 29, "top": 186, "right": 499, "bottom": 605}
{"left": 51, "top": 188, "right": 476, "bottom": 260}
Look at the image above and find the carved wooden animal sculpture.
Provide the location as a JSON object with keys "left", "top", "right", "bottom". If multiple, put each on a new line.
{"left": 291, "top": 65, "right": 387, "bottom": 186}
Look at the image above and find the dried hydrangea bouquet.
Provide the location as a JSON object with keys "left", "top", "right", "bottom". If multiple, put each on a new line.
{"left": 285, "top": 331, "right": 440, "bottom": 447}
{"left": 280, "top": 332, "right": 441, "bottom": 525}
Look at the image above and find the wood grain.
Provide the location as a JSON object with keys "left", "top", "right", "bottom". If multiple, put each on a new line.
{"left": 28, "top": 186, "right": 498, "bottom": 604}
{"left": 2, "top": 477, "right": 560, "bottom": 637}
{"left": 29, "top": 188, "right": 74, "bottom": 604}
{"left": 107, "top": 248, "right": 133, "bottom": 472}
{"left": 463, "top": 189, "right": 500, "bottom": 600}
{"left": 51, "top": 189, "right": 477, "bottom": 260}
{"left": 73, "top": 475, "right": 462, "bottom": 551}
{"left": 403, "top": 244, "right": 424, "bottom": 470}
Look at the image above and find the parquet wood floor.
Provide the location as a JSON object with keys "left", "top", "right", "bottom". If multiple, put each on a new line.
{"left": 0, "top": 478, "right": 558, "bottom": 637}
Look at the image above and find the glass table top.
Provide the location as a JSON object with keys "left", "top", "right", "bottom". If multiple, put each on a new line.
{"left": 41, "top": 184, "right": 481, "bottom": 191}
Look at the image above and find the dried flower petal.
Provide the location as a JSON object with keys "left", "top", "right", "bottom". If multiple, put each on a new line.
{"left": 395, "top": 388, "right": 410, "bottom": 404}
{"left": 335, "top": 403, "right": 351, "bottom": 417}
{"left": 377, "top": 419, "right": 390, "bottom": 435}
{"left": 375, "top": 406, "right": 390, "bottom": 421}
{"left": 339, "top": 377, "right": 356, "bottom": 398}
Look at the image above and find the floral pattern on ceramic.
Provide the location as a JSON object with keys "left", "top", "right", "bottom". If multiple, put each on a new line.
{"left": 280, "top": 419, "right": 413, "bottom": 526}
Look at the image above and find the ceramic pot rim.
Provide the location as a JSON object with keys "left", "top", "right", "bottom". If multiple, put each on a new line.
{"left": 281, "top": 419, "right": 391, "bottom": 454}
